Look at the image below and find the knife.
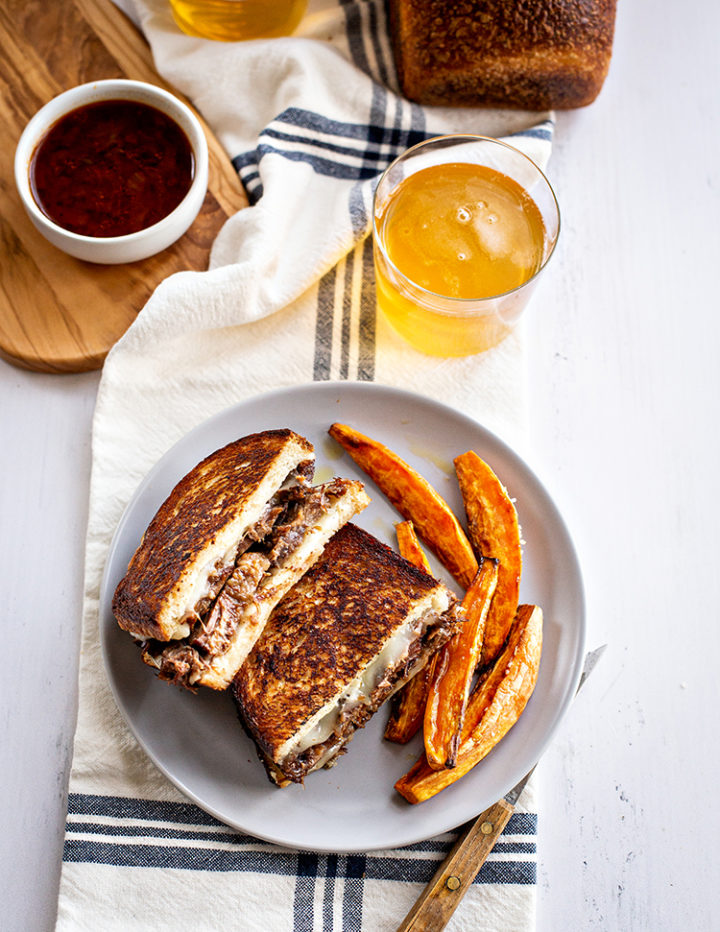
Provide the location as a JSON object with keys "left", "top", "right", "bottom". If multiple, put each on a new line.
{"left": 395, "top": 645, "right": 607, "bottom": 932}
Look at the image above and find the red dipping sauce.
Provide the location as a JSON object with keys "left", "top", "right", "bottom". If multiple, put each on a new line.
{"left": 29, "top": 99, "right": 195, "bottom": 238}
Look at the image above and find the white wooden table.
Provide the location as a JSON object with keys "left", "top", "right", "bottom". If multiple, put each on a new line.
{"left": 2, "top": 1, "right": 719, "bottom": 929}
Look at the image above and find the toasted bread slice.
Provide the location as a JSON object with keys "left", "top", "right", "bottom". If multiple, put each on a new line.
{"left": 141, "top": 477, "right": 370, "bottom": 689}
{"left": 233, "top": 523, "right": 462, "bottom": 784}
{"left": 112, "top": 429, "right": 315, "bottom": 642}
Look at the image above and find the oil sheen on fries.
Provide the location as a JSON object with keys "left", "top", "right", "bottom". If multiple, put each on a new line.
{"left": 329, "top": 424, "right": 478, "bottom": 588}
{"left": 455, "top": 450, "right": 523, "bottom": 667}
{"left": 385, "top": 521, "right": 435, "bottom": 744}
{"left": 395, "top": 604, "right": 543, "bottom": 804}
{"left": 423, "top": 558, "right": 498, "bottom": 770}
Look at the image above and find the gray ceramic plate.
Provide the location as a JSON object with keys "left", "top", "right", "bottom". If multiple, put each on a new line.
{"left": 100, "top": 382, "right": 585, "bottom": 852}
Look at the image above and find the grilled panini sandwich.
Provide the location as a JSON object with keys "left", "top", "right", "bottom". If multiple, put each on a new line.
{"left": 112, "top": 429, "right": 370, "bottom": 690}
{"left": 233, "top": 522, "right": 462, "bottom": 785}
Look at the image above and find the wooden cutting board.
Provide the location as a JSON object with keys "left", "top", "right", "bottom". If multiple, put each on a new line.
{"left": 0, "top": 0, "right": 248, "bottom": 373}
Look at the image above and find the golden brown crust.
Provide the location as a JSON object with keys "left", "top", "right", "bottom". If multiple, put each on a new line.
{"left": 388, "top": 0, "right": 617, "bottom": 109}
{"left": 112, "top": 429, "right": 314, "bottom": 641}
{"left": 135, "top": 478, "right": 370, "bottom": 689}
{"left": 234, "top": 523, "right": 455, "bottom": 762}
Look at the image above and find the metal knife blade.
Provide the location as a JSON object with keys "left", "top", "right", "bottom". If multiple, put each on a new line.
{"left": 504, "top": 643, "right": 607, "bottom": 806}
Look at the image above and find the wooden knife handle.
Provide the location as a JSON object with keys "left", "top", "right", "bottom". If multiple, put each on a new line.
{"left": 395, "top": 799, "right": 515, "bottom": 932}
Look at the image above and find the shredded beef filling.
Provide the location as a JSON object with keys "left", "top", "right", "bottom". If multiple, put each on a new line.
{"left": 191, "top": 551, "right": 271, "bottom": 654}
{"left": 143, "top": 478, "right": 353, "bottom": 687}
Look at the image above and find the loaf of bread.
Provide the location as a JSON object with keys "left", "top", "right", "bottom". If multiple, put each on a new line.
{"left": 388, "top": 0, "right": 617, "bottom": 110}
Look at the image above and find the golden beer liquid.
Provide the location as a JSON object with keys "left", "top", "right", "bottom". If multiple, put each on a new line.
{"left": 169, "top": 0, "right": 307, "bottom": 41}
{"left": 374, "top": 162, "right": 548, "bottom": 356}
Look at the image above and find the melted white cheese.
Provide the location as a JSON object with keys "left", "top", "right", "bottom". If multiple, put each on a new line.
{"left": 276, "top": 587, "right": 451, "bottom": 764}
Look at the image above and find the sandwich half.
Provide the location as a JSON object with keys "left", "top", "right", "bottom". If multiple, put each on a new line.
{"left": 112, "top": 429, "right": 370, "bottom": 690}
{"left": 232, "top": 522, "right": 463, "bottom": 785}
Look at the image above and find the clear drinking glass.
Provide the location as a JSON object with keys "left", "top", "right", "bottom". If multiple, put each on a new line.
{"left": 372, "top": 135, "right": 560, "bottom": 357}
{"left": 169, "top": 0, "right": 307, "bottom": 41}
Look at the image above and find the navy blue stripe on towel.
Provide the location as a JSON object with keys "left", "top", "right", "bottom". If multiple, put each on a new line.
{"left": 294, "top": 852, "right": 319, "bottom": 931}
{"left": 339, "top": 0, "right": 395, "bottom": 89}
{"left": 64, "top": 793, "right": 536, "bottom": 884}
{"left": 232, "top": 108, "right": 552, "bottom": 203}
{"left": 231, "top": 106, "right": 432, "bottom": 200}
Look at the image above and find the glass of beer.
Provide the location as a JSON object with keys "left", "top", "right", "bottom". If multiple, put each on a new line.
{"left": 169, "top": 0, "right": 307, "bottom": 41}
{"left": 372, "top": 135, "right": 560, "bottom": 357}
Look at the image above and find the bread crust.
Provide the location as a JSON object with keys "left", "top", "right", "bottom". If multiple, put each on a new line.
{"left": 234, "top": 523, "right": 460, "bottom": 776}
{"left": 112, "top": 429, "right": 314, "bottom": 641}
{"left": 388, "top": 0, "right": 617, "bottom": 109}
{"left": 140, "top": 478, "right": 371, "bottom": 689}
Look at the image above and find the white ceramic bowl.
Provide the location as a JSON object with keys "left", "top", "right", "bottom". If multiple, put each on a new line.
{"left": 14, "top": 79, "right": 209, "bottom": 265}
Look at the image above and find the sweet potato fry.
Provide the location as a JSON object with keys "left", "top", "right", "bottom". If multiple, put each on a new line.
{"left": 460, "top": 603, "right": 540, "bottom": 738}
{"left": 385, "top": 521, "right": 435, "bottom": 744}
{"left": 454, "top": 450, "right": 523, "bottom": 667}
{"left": 385, "top": 664, "right": 434, "bottom": 744}
{"left": 329, "top": 424, "right": 478, "bottom": 588}
{"left": 395, "top": 605, "right": 543, "bottom": 804}
{"left": 423, "top": 558, "right": 498, "bottom": 770}
{"left": 395, "top": 520, "right": 433, "bottom": 574}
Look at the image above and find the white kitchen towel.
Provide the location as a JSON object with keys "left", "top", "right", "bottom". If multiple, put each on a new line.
{"left": 56, "top": 1, "right": 553, "bottom": 929}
